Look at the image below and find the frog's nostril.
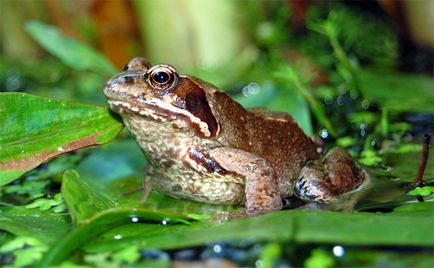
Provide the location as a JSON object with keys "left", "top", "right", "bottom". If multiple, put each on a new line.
{"left": 122, "top": 76, "right": 134, "bottom": 84}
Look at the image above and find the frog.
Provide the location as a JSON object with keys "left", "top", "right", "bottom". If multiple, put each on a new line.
{"left": 104, "top": 57, "right": 369, "bottom": 215}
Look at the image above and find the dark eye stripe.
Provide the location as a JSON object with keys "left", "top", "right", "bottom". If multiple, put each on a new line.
{"left": 184, "top": 91, "right": 219, "bottom": 137}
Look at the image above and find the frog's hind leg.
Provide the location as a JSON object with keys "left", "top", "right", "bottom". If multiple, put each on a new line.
{"left": 295, "top": 147, "right": 369, "bottom": 211}
{"left": 209, "top": 148, "right": 283, "bottom": 215}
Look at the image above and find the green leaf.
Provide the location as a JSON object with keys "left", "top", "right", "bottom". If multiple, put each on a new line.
{"left": 2, "top": 179, "right": 49, "bottom": 197}
{"left": 186, "top": 213, "right": 212, "bottom": 221}
{"left": 38, "top": 208, "right": 190, "bottom": 267}
{"left": 62, "top": 170, "right": 117, "bottom": 223}
{"left": 0, "top": 206, "right": 71, "bottom": 244}
{"left": 260, "top": 243, "right": 281, "bottom": 268}
{"left": 383, "top": 148, "right": 434, "bottom": 182}
{"left": 359, "top": 69, "right": 434, "bottom": 113}
{"left": 25, "top": 21, "right": 117, "bottom": 75}
{"left": 111, "top": 246, "right": 141, "bottom": 264}
{"left": 336, "top": 136, "right": 356, "bottom": 148}
{"left": 0, "top": 236, "right": 48, "bottom": 268}
{"left": 235, "top": 82, "right": 313, "bottom": 135}
{"left": 25, "top": 193, "right": 64, "bottom": 211}
{"left": 393, "top": 201, "right": 434, "bottom": 212}
{"left": 85, "top": 210, "right": 434, "bottom": 255}
{"left": 407, "top": 186, "right": 434, "bottom": 197}
{"left": 358, "top": 149, "right": 382, "bottom": 166}
{"left": 0, "top": 93, "right": 123, "bottom": 186}
{"left": 305, "top": 248, "right": 334, "bottom": 268}
{"left": 274, "top": 65, "right": 335, "bottom": 137}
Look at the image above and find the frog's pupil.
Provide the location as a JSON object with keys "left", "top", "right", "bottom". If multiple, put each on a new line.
{"left": 154, "top": 71, "right": 169, "bottom": 84}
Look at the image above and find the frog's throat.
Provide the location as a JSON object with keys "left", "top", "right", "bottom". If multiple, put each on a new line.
{"left": 108, "top": 99, "right": 214, "bottom": 137}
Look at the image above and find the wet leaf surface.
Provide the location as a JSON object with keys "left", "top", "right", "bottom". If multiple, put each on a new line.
{"left": 0, "top": 206, "right": 71, "bottom": 244}
{"left": 0, "top": 93, "right": 123, "bottom": 186}
{"left": 83, "top": 209, "right": 433, "bottom": 255}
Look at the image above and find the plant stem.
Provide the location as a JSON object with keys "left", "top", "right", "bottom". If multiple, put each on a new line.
{"left": 415, "top": 133, "right": 431, "bottom": 186}
{"left": 414, "top": 133, "right": 431, "bottom": 202}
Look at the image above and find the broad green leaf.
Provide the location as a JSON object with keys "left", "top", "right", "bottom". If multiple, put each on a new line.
{"left": 84, "top": 209, "right": 433, "bottom": 254}
{"left": 383, "top": 148, "right": 434, "bottom": 182}
{"left": 62, "top": 170, "right": 117, "bottom": 223}
{"left": 393, "top": 201, "right": 434, "bottom": 212}
{"left": 38, "top": 208, "right": 190, "bottom": 267}
{"left": 0, "top": 206, "right": 71, "bottom": 244}
{"left": 25, "top": 21, "right": 117, "bottom": 75}
{"left": 0, "top": 93, "right": 123, "bottom": 186}
{"left": 359, "top": 69, "right": 434, "bottom": 113}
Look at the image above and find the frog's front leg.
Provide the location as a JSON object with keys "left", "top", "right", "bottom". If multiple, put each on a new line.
{"left": 295, "top": 147, "right": 368, "bottom": 210}
{"left": 209, "top": 148, "right": 282, "bottom": 214}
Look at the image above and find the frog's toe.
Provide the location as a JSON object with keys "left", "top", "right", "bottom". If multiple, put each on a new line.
{"left": 295, "top": 175, "right": 333, "bottom": 203}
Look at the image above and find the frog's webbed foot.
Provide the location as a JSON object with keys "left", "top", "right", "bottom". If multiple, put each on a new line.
{"left": 209, "top": 148, "right": 282, "bottom": 215}
{"left": 295, "top": 147, "right": 370, "bottom": 211}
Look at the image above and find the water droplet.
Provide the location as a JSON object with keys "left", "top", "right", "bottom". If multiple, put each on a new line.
{"left": 5, "top": 70, "right": 22, "bottom": 91}
{"left": 57, "top": 147, "right": 65, "bottom": 152}
{"left": 21, "top": 150, "right": 25, "bottom": 154}
{"left": 114, "top": 234, "right": 122, "bottom": 240}
{"left": 131, "top": 216, "right": 139, "bottom": 223}
{"left": 333, "top": 245, "right": 345, "bottom": 257}
{"left": 361, "top": 100, "right": 370, "bottom": 110}
{"left": 349, "top": 89, "right": 358, "bottom": 99}
{"left": 319, "top": 129, "right": 328, "bottom": 139}
{"left": 213, "top": 244, "right": 222, "bottom": 254}
{"left": 337, "top": 95, "right": 344, "bottom": 106}
{"left": 161, "top": 219, "right": 169, "bottom": 225}
{"left": 242, "top": 82, "right": 260, "bottom": 96}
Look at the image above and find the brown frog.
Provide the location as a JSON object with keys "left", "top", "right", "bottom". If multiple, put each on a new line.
{"left": 104, "top": 58, "right": 369, "bottom": 214}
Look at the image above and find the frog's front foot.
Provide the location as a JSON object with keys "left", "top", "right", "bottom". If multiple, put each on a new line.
{"left": 295, "top": 148, "right": 369, "bottom": 210}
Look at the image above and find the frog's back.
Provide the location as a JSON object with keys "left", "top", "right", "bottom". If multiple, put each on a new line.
{"left": 207, "top": 90, "right": 319, "bottom": 195}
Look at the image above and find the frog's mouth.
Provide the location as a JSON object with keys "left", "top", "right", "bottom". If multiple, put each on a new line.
{"left": 107, "top": 99, "right": 213, "bottom": 137}
{"left": 108, "top": 99, "right": 171, "bottom": 121}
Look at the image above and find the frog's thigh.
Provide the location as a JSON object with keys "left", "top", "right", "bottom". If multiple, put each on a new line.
{"left": 209, "top": 147, "right": 282, "bottom": 214}
{"left": 295, "top": 147, "right": 365, "bottom": 203}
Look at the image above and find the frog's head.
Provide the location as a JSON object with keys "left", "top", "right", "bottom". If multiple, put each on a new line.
{"left": 104, "top": 57, "right": 219, "bottom": 137}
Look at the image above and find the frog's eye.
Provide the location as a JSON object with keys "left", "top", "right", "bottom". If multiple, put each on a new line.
{"left": 146, "top": 65, "right": 178, "bottom": 90}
